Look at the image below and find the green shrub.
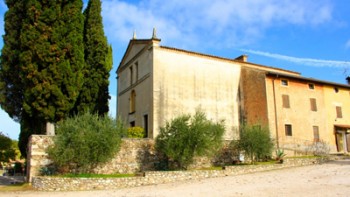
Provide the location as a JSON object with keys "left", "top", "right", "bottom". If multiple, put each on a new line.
{"left": 48, "top": 112, "right": 125, "bottom": 173}
{"left": 232, "top": 124, "right": 274, "bottom": 163}
{"left": 155, "top": 110, "right": 225, "bottom": 170}
{"left": 127, "top": 126, "right": 145, "bottom": 138}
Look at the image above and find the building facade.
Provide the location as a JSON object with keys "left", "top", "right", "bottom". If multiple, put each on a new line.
{"left": 117, "top": 33, "right": 350, "bottom": 154}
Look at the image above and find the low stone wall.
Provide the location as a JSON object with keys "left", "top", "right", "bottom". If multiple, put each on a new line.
{"left": 27, "top": 135, "right": 236, "bottom": 182}
{"left": 32, "top": 157, "right": 328, "bottom": 191}
{"left": 27, "top": 135, "right": 54, "bottom": 183}
{"left": 27, "top": 135, "right": 159, "bottom": 182}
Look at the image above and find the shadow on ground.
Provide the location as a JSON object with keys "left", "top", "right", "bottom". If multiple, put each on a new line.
{"left": 0, "top": 176, "right": 25, "bottom": 186}
{"left": 324, "top": 159, "right": 350, "bottom": 166}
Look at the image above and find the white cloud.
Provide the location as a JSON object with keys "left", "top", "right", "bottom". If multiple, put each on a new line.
{"left": 241, "top": 49, "right": 350, "bottom": 68}
{"left": 101, "top": 0, "right": 334, "bottom": 49}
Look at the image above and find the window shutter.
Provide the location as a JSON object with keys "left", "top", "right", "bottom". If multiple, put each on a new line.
{"left": 282, "top": 95, "right": 290, "bottom": 108}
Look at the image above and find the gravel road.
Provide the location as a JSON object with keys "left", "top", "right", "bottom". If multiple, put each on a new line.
{"left": 1, "top": 159, "right": 349, "bottom": 197}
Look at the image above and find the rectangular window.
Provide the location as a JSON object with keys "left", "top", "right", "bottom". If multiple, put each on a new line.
{"left": 282, "top": 94, "right": 290, "bottom": 108}
{"left": 135, "top": 62, "right": 138, "bottom": 82}
{"left": 281, "top": 79, "right": 288, "bottom": 86}
{"left": 129, "top": 66, "right": 133, "bottom": 85}
{"left": 143, "top": 114, "right": 148, "bottom": 138}
{"left": 129, "top": 90, "right": 136, "bottom": 113}
{"left": 285, "top": 124, "right": 292, "bottom": 136}
{"left": 130, "top": 121, "right": 135, "bottom": 127}
{"left": 313, "top": 126, "right": 319, "bottom": 142}
{"left": 310, "top": 98, "right": 317, "bottom": 111}
{"left": 336, "top": 106, "right": 343, "bottom": 118}
{"left": 308, "top": 83, "right": 315, "bottom": 90}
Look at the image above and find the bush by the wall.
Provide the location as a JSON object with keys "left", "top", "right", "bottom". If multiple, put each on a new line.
{"left": 48, "top": 112, "right": 125, "bottom": 173}
{"left": 155, "top": 110, "right": 225, "bottom": 170}
{"left": 127, "top": 126, "right": 145, "bottom": 138}
{"left": 232, "top": 124, "right": 274, "bottom": 163}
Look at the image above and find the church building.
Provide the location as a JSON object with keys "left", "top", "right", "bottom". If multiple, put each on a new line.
{"left": 117, "top": 30, "right": 350, "bottom": 154}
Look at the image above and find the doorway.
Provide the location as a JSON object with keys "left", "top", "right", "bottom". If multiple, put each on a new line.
{"left": 335, "top": 128, "right": 350, "bottom": 153}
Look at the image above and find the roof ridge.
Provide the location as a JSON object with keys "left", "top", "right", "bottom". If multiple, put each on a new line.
{"left": 160, "top": 45, "right": 299, "bottom": 75}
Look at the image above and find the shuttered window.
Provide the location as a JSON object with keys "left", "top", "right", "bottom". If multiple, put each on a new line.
{"left": 313, "top": 126, "right": 319, "bottom": 142}
{"left": 285, "top": 124, "right": 292, "bottom": 136}
{"left": 282, "top": 94, "right": 290, "bottom": 108}
{"left": 310, "top": 98, "right": 317, "bottom": 111}
{"left": 336, "top": 106, "right": 342, "bottom": 118}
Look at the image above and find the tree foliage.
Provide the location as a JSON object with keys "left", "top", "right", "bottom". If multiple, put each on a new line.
{"left": 155, "top": 110, "right": 225, "bottom": 170}
{"left": 48, "top": 112, "right": 124, "bottom": 173}
{"left": 0, "top": 0, "right": 88, "bottom": 156}
{"left": 20, "top": 0, "right": 84, "bottom": 123}
{"left": 0, "top": 0, "right": 26, "bottom": 122}
{"left": 232, "top": 124, "right": 274, "bottom": 163}
{"left": 0, "top": 132, "right": 17, "bottom": 163}
{"left": 73, "top": 0, "right": 112, "bottom": 115}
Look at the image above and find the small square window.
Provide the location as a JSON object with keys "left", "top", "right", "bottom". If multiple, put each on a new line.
{"left": 281, "top": 79, "right": 288, "bottom": 86}
{"left": 334, "top": 87, "right": 339, "bottom": 93}
{"left": 308, "top": 84, "right": 315, "bottom": 90}
{"left": 285, "top": 124, "right": 292, "bottom": 136}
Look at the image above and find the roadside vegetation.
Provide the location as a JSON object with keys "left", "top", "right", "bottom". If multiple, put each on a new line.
{"left": 155, "top": 110, "right": 225, "bottom": 170}
{"left": 47, "top": 112, "right": 125, "bottom": 174}
{"left": 231, "top": 124, "right": 274, "bottom": 164}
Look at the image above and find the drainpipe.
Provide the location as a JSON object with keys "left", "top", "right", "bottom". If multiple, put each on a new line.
{"left": 272, "top": 76, "right": 279, "bottom": 149}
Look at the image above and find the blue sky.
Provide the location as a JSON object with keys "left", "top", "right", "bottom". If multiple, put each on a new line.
{"left": 1, "top": 0, "right": 350, "bottom": 139}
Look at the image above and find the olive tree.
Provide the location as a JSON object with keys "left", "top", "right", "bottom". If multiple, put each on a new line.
{"left": 232, "top": 124, "right": 274, "bottom": 163}
{"left": 156, "top": 110, "right": 225, "bottom": 170}
{"left": 48, "top": 112, "right": 125, "bottom": 173}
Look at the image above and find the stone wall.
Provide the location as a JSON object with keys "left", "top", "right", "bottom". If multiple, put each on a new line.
{"left": 27, "top": 135, "right": 54, "bottom": 183}
{"left": 27, "top": 135, "right": 236, "bottom": 182}
{"left": 27, "top": 135, "right": 159, "bottom": 182}
{"left": 32, "top": 157, "right": 328, "bottom": 191}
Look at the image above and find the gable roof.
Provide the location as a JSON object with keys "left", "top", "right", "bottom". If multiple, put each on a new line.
{"left": 117, "top": 38, "right": 160, "bottom": 73}
{"left": 160, "top": 46, "right": 300, "bottom": 75}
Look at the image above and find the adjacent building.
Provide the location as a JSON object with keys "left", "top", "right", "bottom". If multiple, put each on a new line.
{"left": 117, "top": 32, "right": 350, "bottom": 154}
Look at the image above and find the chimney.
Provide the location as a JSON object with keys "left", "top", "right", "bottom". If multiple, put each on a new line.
{"left": 235, "top": 54, "right": 248, "bottom": 62}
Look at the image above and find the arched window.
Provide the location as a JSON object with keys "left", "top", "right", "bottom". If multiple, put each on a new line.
{"left": 130, "top": 90, "right": 136, "bottom": 113}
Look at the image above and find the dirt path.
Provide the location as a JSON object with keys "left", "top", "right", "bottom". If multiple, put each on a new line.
{"left": 1, "top": 160, "right": 350, "bottom": 197}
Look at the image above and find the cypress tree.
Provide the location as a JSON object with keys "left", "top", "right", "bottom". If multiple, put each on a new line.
{"left": 20, "top": 0, "right": 84, "bottom": 124}
{"left": 74, "top": 0, "right": 112, "bottom": 115}
{"left": 0, "top": 0, "right": 84, "bottom": 155}
{"left": 0, "top": 0, "right": 26, "bottom": 122}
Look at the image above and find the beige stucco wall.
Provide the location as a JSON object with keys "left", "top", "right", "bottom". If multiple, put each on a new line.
{"left": 265, "top": 76, "right": 329, "bottom": 153}
{"left": 323, "top": 85, "right": 350, "bottom": 151}
{"left": 152, "top": 47, "right": 241, "bottom": 139}
{"left": 117, "top": 41, "right": 154, "bottom": 137}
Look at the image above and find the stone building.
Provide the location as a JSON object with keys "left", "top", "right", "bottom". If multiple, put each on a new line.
{"left": 117, "top": 31, "right": 350, "bottom": 154}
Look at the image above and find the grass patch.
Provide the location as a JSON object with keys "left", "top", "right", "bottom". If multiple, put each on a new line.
{"left": 0, "top": 183, "right": 33, "bottom": 192}
{"left": 197, "top": 166, "right": 223, "bottom": 171}
{"left": 255, "top": 160, "right": 277, "bottom": 165}
{"left": 58, "top": 173, "right": 136, "bottom": 178}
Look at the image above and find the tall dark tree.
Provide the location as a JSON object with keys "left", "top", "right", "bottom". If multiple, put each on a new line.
{"left": 74, "top": 0, "right": 112, "bottom": 115}
{"left": 0, "top": 0, "right": 26, "bottom": 122}
{"left": 20, "top": 0, "right": 84, "bottom": 124}
{"left": 1, "top": 0, "right": 85, "bottom": 156}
